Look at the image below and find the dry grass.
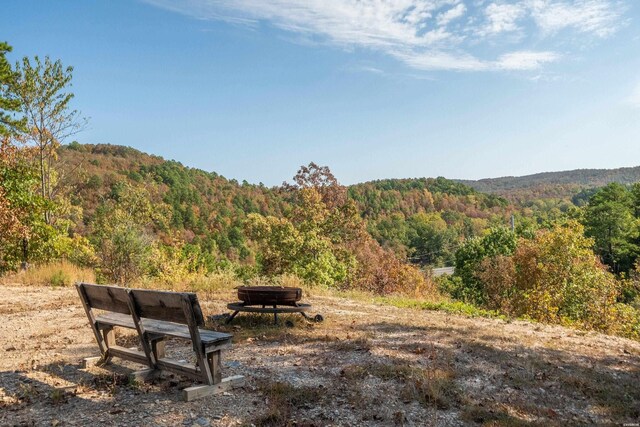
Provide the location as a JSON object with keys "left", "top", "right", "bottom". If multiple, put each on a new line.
{"left": 400, "top": 366, "right": 459, "bottom": 410}
{"left": 332, "top": 335, "right": 373, "bottom": 352}
{"left": 341, "top": 360, "right": 459, "bottom": 410}
{"left": 0, "top": 261, "right": 95, "bottom": 287}
{"left": 253, "top": 380, "right": 325, "bottom": 427}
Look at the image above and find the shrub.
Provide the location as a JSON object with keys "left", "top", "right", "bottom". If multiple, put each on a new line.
{"left": 452, "top": 227, "right": 517, "bottom": 304}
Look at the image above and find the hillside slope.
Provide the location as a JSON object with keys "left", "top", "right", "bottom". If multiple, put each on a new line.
{"left": 456, "top": 166, "right": 640, "bottom": 198}
{"left": 56, "top": 144, "right": 514, "bottom": 268}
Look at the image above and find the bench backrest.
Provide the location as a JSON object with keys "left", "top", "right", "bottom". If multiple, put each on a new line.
{"left": 129, "top": 289, "right": 205, "bottom": 327}
{"left": 76, "top": 283, "right": 205, "bottom": 327}
{"left": 77, "top": 282, "right": 131, "bottom": 314}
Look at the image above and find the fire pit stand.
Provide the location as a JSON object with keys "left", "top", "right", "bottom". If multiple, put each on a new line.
{"left": 226, "top": 286, "right": 323, "bottom": 325}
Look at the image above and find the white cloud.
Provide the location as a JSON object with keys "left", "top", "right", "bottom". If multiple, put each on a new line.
{"left": 481, "top": 3, "right": 526, "bottom": 35}
{"left": 395, "top": 49, "right": 489, "bottom": 71}
{"left": 496, "top": 50, "right": 560, "bottom": 70}
{"left": 143, "top": 0, "right": 629, "bottom": 72}
{"left": 528, "top": 0, "right": 626, "bottom": 38}
{"left": 436, "top": 3, "right": 467, "bottom": 26}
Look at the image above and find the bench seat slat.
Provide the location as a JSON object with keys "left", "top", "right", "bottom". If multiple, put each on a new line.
{"left": 95, "top": 312, "right": 232, "bottom": 346}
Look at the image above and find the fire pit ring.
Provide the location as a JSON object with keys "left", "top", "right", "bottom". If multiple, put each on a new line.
{"left": 237, "top": 286, "right": 302, "bottom": 306}
{"left": 226, "top": 286, "right": 323, "bottom": 325}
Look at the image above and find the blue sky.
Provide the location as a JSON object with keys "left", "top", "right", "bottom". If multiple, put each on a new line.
{"left": 2, "top": 0, "right": 640, "bottom": 185}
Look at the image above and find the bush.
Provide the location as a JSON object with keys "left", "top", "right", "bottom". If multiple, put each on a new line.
{"left": 452, "top": 227, "right": 516, "bottom": 304}
{"left": 49, "top": 269, "right": 69, "bottom": 287}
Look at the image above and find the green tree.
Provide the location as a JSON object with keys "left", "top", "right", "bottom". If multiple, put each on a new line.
{"left": 453, "top": 227, "right": 517, "bottom": 304}
{"left": 248, "top": 163, "right": 431, "bottom": 294}
{"left": 0, "top": 138, "right": 68, "bottom": 270}
{"left": 407, "top": 212, "right": 458, "bottom": 266}
{"left": 0, "top": 42, "right": 25, "bottom": 135}
{"left": 91, "top": 184, "right": 159, "bottom": 284}
{"left": 8, "top": 55, "right": 85, "bottom": 223}
{"left": 582, "top": 183, "right": 638, "bottom": 273}
{"left": 245, "top": 213, "right": 302, "bottom": 275}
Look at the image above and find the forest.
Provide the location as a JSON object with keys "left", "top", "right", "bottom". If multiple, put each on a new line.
{"left": 1, "top": 42, "right": 639, "bottom": 340}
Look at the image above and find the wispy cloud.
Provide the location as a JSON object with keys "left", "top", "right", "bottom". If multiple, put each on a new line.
{"left": 480, "top": 3, "right": 526, "bottom": 36}
{"left": 496, "top": 50, "right": 560, "bottom": 70}
{"left": 436, "top": 3, "right": 467, "bottom": 27}
{"left": 529, "top": 0, "right": 627, "bottom": 38}
{"left": 144, "top": 0, "right": 629, "bottom": 72}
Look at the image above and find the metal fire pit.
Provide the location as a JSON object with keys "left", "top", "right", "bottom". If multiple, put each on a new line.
{"left": 226, "top": 286, "right": 323, "bottom": 325}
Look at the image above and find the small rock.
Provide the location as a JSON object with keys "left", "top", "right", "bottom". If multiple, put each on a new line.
{"left": 195, "top": 417, "right": 210, "bottom": 426}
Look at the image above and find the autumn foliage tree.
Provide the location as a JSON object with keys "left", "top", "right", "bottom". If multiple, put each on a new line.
{"left": 248, "top": 163, "right": 433, "bottom": 295}
{"left": 475, "top": 221, "right": 635, "bottom": 335}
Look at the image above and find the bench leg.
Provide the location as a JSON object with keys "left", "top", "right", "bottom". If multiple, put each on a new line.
{"left": 207, "top": 350, "right": 222, "bottom": 384}
{"left": 151, "top": 337, "right": 166, "bottom": 360}
{"left": 195, "top": 349, "right": 214, "bottom": 385}
{"left": 101, "top": 327, "right": 115, "bottom": 365}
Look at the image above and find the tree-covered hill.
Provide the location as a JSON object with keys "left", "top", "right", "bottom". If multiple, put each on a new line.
{"left": 55, "top": 144, "right": 519, "bottom": 270}
{"left": 52, "top": 144, "right": 640, "bottom": 273}
{"left": 456, "top": 166, "right": 640, "bottom": 199}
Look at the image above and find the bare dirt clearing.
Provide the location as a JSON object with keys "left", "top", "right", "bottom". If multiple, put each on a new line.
{"left": 1, "top": 285, "right": 639, "bottom": 426}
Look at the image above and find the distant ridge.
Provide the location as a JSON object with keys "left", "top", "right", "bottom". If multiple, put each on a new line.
{"left": 455, "top": 166, "right": 640, "bottom": 195}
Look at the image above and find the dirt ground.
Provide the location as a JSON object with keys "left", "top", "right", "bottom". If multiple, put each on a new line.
{"left": 1, "top": 285, "right": 639, "bottom": 427}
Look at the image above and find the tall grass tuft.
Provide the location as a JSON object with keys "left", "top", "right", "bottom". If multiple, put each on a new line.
{"left": 1, "top": 261, "right": 95, "bottom": 287}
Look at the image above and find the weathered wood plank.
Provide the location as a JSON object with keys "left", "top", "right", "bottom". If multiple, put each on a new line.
{"left": 182, "top": 375, "right": 245, "bottom": 402}
{"left": 76, "top": 284, "right": 108, "bottom": 355}
{"left": 129, "top": 289, "right": 203, "bottom": 324}
{"left": 156, "top": 358, "right": 201, "bottom": 380}
{"left": 102, "top": 327, "right": 115, "bottom": 365}
{"left": 96, "top": 312, "right": 135, "bottom": 329}
{"left": 126, "top": 289, "right": 157, "bottom": 368}
{"left": 80, "top": 283, "right": 130, "bottom": 314}
{"left": 81, "top": 356, "right": 102, "bottom": 368}
{"left": 181, "top": 295, "right": 213, "bottom": 384}
{"left": 107, "top": 345, "right": 149, "bottom": 366}
{"left": 208, "top": 350, "right": 222, "bottom": 384}
{"left": 151, "top": 337, "right": 166, "bottom": 360}
{"left": 95, "top": 312, "right": 232, "bottom": 345}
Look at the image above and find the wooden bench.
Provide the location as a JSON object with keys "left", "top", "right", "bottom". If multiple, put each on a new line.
{"left": 76, "top": 282, "right": 244, "bottom": 401}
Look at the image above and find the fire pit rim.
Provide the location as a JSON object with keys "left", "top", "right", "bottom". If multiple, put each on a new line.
{"left": 236, "top": 285, "right": 302, "bottom": 305}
